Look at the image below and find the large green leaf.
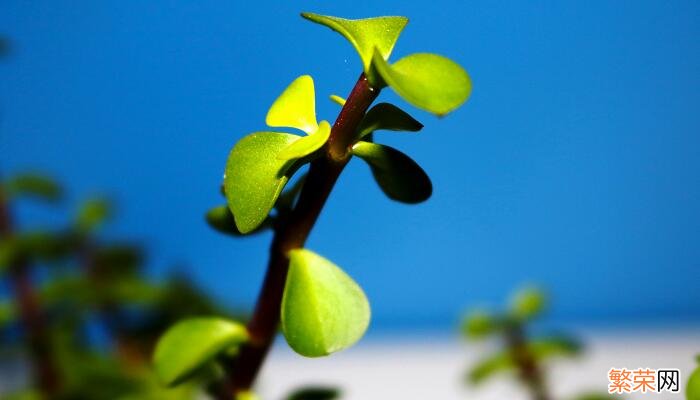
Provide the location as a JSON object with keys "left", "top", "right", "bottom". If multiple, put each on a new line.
{"left": 278, "top": 120, "right": 331, "bottom": 161}
{"left": 301, "top": 13, "right": 407, "bottom": 77}
{"left": 509, "top": 286, "right": 546, "bottom": 320}
{"left": 468, "top": 351, "right": 515, "bottom": 384}
{"left": 266, "top": 75, "right": 318, "bottom": 134}
{"left": 224, "top": 132, "right": 300, "bottom": 233}
{"left": 357, "top": 102, "right": 423, "bottom": 139}
{"left": 352, "top": 141, "right": 432, "bottom": 203}
{"left": 372, "top": 49, "right": 471, "bottom": 116}
{"left": 281, "top": 248, "right": 370, "bottom": 357}
{"left": 3, "top": 173, "right": 62, "bottom": 202}
{"left": 153, "top": 317, "right": 248, "bottom": 386}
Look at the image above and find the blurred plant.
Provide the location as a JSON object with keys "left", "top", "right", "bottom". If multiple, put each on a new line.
{"left": 154, "top": 11, "right": 471, "bottom": 400}
{"left": 461, "top": 286, "right": 614, "bottom": 400}
{"left": 688, "top": 356, "right": 700, "bottom": 400}
{"left": 0, "top": 172, "right": 230, "bottom": 399}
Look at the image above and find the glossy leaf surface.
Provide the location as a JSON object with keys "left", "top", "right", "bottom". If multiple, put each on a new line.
{"left": 301, "top": 13, "right": 407, "bottom": 74}
{"left": 224, "top": 132, "right": 299, "bottom": 233}
{"left": 278, "top": 120, "right": 331, "bottom": 160}
{"left": 372, "top": 50, "right": 471, "bottom": 116}
{"left": 281, "top": 248, "right": 370, "bottom": 357}
{"left": 153, "top": 317, "right": 248, "bottom": 386}
{"left": 357, "top": 102, "right": 423, "bottom": 139}
{"left": 205, "top": 205, "right": 271, "bottom": 236}
{"left": 352, "top": 141, "right": 432, "bottom": 203}
{"left": 329, "top": 94, "right": 346, "bottom": 106}
{"left": 266, "top": 75, "right": 318, "bottom": 134}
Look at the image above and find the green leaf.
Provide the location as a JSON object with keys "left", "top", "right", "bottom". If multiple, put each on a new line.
{"left": 286, "top": 386, "right": 341, "bottom": 400}
{"left": 569, "top": 393, "right": 617, "bottom": 400}
{"left": 329, "top": 94, "right": 346, "bottom": 106}
{"left": 509, "top": 286, "right": 547, "bottom": 320}
{"left": 205, "top": 205, "right": 271, "bottom": 236}
{"left": 75, "top": 198, "right": 112, "bottom": 232}
{"left": 372, "top": 49, "right": 471, "bottom": 116}
{"left": 357, "top": 102, "right": 423, "bottom": 139}
{"left": 688, "top": 360, "right": 700, "bottom": 400}
{"left": 153, "top": 317, "right": 248, "bottom": 386}
{"left": 281, "top": 248, "right": 370, "bottom": 357}
{"left": 266, "top": 75, "right": 318, "bottom": 135}
{"left": 301, "top": 13, "right": 407, "bottom": 78}
{"left": 4, "top": 173, "right": 62, "bottom": 202}
{"left": 352, "top": 141, "right": 432, "bottom": 204}
{"left": 224, "top": 132, "right": 300, "bottom": 234}
{"left": 0, "top": 301, "right": 16, "bottom": 329}
{"left": 528, "top": 336, "right": 582, "bottom": 361}
{"left": 278, "top": 120, "right": 331, "bottom": 161}
{"left": 468, "top": 351, "right": 515, "bottom": 384}
{"left": 236, "top": 391, "right": 260, "bottom": 400}
{"left": 462, "top": 310, "right": 499, "bottom": 339}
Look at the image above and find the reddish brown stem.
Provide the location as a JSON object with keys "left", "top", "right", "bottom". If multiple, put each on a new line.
{"left": 225, "top": 73, "right": 379, "bottom": 395}
{"left": 505, "top": 323, "right": 550, "bottom": 400}
{"left": 0, "top": 187, "right": 61, "bottom": 398}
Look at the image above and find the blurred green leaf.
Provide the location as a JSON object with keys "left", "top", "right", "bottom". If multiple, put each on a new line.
{"left": 569, "top": 393, "right": 617, "bottom": 400}
{"left": 3, "top": 173, "right": 62, "bottom": 202}
{"left": 352, "top": 141, "right": 432, "bottom": 203}
{"left": 76, "top": 197, "right": 113, "bottom": 232}
{"left": 529, "top": 336, "right": 582, "bottom": 360}
{"left": 2, "top": 390, "right": 41, "bottom": 400}
{"left": 356, "top": 102, "right": 423, "bottom": 140}
{"left": 687, "top": 358, "right": 700, "bottom": 400}
{"left": 92, "top": 244, "right": 143, "bottom": 276}
{"left": 0, "top": 301, "right": 16, "bottom": 329}
{"left": 301, "top": 12, "right": 407, "bottom": 80}
{"left": 153, "top": 317, "right": 248, "bottom": 386}
{"left": 278, "top": 120, "right": 331, "bottom": 161}
{"left": 372, "top": 49, "right": 471, "bottom": 116}
{"left": 266, "top": 75, "right": 318, "bottom": 134}
{"left": 281, "top": 248, "right": 370, "bottom": 357}
{"left": 510, "top": 286, "right": 547, "bottom": 320}
{"left": 468, "top": 351, "right": 515, "bottom": 384}
{"left": 329, "top": 94, "right": 346, "bottom": 106}
{"left": 286, "top": 386, "right": 341, "bottom": 400}
{"left": 236, "top": 391, "right": 261, "bottom": 400}
{"left": 462, "top": 310, "right": 499, "bottom": 339}
{"left": 224, "top": 132, "right": 299, "bottom": 234}
{"left": 205, "top": 205, "right": 272, "bottom": 236}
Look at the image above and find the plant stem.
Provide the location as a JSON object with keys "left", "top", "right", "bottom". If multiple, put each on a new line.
{"left": 0, "top": 186, "right": 61, "bottom": 398}
{"left": 505, "top": 322, "right": 550, "bottom": 400}
{"left": 225, "top": 73, "right": 379, "bottom": 395}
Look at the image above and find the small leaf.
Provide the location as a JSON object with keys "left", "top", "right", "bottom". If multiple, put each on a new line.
{"left": 153, "top": 317, "right": 248, "bottom": 386}
{"left": 688, "top": 360, "right": 700, "bottom": 400}
{"left": 281, "top": 248, "right": 370, "bottom": 357}
{"left": 4, "top": 173, "right": 62, "bottom": 202}
{"left": 509, "top": 286, "right": 546, "bottom": 320}
{"left": 224, "top": 132, "right": 300, "bottom": 233}
{"left": 286, "top": 386, "right": 341, "bottom": 400}
{"left": 352, "top": 141, "right": 432, "bottom": 204}
{"left": 75, "top": 198, "right": 112, "bottom": 232}
{"left": 236, "top": 391, "right": 261, "bottom": 400}
{"left": 462, "top": 310, "right": 499, "bottom": 339}
{"left": 278, "top": 120, "right": 331, "bottom": 161}
{"left": 266, "top": 75, "right": 318, "bottom": 134}
{"left": 329, "top": 94, "right": 346, "bottom": 106}
{"left": 357, "top": 102, "right": 423, "bottom": 139}
{"left": 372, "top": 49, "right": 471, "bottom": 116}
{"left": 302, "top": 13, "right": 407, "bottom": 77}
{"left": 528, "top": 336, "right": 582, "bottom": 360}
{"left": 468, "top": 351, "right": 515, "bottom": 384}
{"left": 205, "top": 205, "right": 271, "bottom": 236}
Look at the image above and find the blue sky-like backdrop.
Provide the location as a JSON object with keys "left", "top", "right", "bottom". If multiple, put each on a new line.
{"left": 1, "top": 1, "right": 699, "bottom": 331}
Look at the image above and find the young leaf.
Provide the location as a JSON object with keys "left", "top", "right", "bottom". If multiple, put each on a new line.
{"left": 153, "top": 317, "right": 248, "bottom": 386}
{"left": 468, "top": 351, "right": 515, "bottom": 384}
{"left": 4, "top": 173, "right": 62, "bottom": 202}
{"left": 509, "top": 286, "right": 546, "bottom": 320}
{"left": 357, "top": 102, "right": 423, "bottom": 139}
{"left": 75, "top": 198, "right": 112, "bottom": 233}
{"left": 372, "top": 49, "right": 471, "bottom": 116}
{"left": 352, "top": 141, "right": 432, "bottom": 204}
{"left": 205, "top": 205, "right": 271, "bottom": 236}
{"left": 266, "top": 75, "right": 318, "bottom": 135}
{"left": 278, "top": 120, "right": 331, "bottom": 161}
{"left": 281, "top": 248, "right": 370, "bottom": 357}
{"left": 462, "top": 310, "right": 498, "bottom": 339}
{"left": 329, "top": 94, "right": 346, "bottom": 106}
{"left": 224, "top": 132, "right": 299, "bottom": 233}
{"left": 301, "top": 13, "right": 407, "bottom": 77}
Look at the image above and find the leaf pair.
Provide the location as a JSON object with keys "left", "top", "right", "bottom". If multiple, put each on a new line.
{"left": 225, "top": 76, "right": 331, "bottom": 234}
{"left": 303, "top": 13, "right": 471, "bottom": 116}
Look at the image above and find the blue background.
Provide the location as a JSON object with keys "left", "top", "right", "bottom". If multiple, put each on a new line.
{"left": 1, "top": 1, "right": 698, "bottom": 331}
